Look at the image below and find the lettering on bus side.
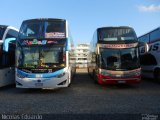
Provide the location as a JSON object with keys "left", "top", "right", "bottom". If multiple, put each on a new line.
{"left": 21, "top": 39, "right": 58, "bottom": 45}
{"left": 100, "top": 43, "right": 138, "bottom": 49}
{"left": 140, "top": 43, "right": 160, "bottom": 54}
{"left": 149, "top": 43, "right": 159, "bottom": 52}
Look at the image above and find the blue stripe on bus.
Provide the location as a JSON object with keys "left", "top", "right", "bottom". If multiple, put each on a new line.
{"left": 65, "top": 39, "right": 69, "bottom": 50}
{"left": 3, "top": 38, "right": 16, "bottom": 52}
{"left": 44, "top": 22, "right": 48, "bottom": 37}
{"left": 66, "top": 38, "right": 71, "bottom": 51}
{"left": 17, "top": 68, "right": 65, "bottom": 78}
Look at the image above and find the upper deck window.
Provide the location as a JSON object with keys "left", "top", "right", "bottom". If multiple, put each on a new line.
{"left": 98, "top": 28, "right": 137, "bottom": 41}
{"left": 19, "top": 21, "right": 41, "bottom": 39}
{"left": 138, "top": 34, "right": 149, "bottom": 43}
{"left": 19, "top": 20, "right": 66, "bottom": 39}
{"left": 150, "top": 28, "right": 160, "bottom": 42}
{"left": 45, "top": 21, "right": 65, "bottom": 38}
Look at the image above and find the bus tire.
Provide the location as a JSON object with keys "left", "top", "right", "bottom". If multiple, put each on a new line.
{"left": 74, "top": 68, "right": 76, "bottom": 77}
{"left": 154, "top": 68, "right": 160, "bottom": 81}
{"left": 72, "top": 68, "right": 76, "bottom": 80}
{"left": 88, "top": 67, "right": 92, "bottom": 78}
{"left": 93, "top": 70, "right": 98, "bottom": 84}
{"left": 68, "top": 71, "right": 72, "bottom": 87}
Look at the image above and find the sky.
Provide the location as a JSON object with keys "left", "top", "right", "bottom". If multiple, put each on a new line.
{"left": 0, "top": 0, "right": 160, "bottom": 45}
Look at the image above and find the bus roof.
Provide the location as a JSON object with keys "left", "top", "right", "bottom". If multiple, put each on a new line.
{"left": 0, "top": 25, "right": 18, "bottom": 32}
{"left": 22, "top": 18, "right": 66, "bottom": 23}
{"left": 138, "top": 27, "right": 160, "bottom": 38}
{"left": 0, "top": 25, "right": 8, "bottom": 29}
{"left": 97, "top": 26, "right": 134, "bottom": 30}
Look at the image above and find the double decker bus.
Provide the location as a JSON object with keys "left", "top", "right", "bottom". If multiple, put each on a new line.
{"left": 88, "top": 26, "right": 141, "bottom": 84}
{"left": 15, "top": 18, "right": 76, "bottom": 89}
{"left": 138, "top": 27, "right": 160, "bottom": 80}
{"left": 0, "top": 25, "right": 18, "bottom": 87}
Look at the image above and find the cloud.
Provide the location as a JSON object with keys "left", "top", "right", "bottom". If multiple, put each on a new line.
{"left": 138, "top": 4, "right": 160, "bottom": 12}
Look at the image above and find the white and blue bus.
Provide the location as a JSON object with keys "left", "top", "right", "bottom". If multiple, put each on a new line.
{"left": 15, "top": 18, "right": 76, "bottom": 89}
{"left": 138, "top": 27, "right": 160, "bottom": 80}
{"left": 0, "top": 25, "right": 18, "bottom": 87}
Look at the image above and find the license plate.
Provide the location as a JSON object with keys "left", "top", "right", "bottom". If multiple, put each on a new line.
{"left": 36, "top": 74, "right": 43, "bottom": 78}
{"left": 118, "top": 81, "right": 126, "bottom": 83}
{"left": 35, "top": 83, "right": 43, "bottom": 87}
{"left": 116, "top": 75, "right": 122, "bottom": 77}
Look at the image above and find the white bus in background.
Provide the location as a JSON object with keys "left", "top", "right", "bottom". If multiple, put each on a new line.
{"left": 138, "top": 27, "right": 160, "bottom": 80}
{"left": 0, "top": 25, "right": 19, "bottom": 87}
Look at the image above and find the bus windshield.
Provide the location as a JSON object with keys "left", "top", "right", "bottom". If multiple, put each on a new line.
{"left": 100, "top": 48, "right": 140, "bottom": 70}
{"left": 16, "top": 45, "right": 65, "bottom": 70}
{"left": 0, "top": 27, "right": 6, "bottom": 40}
{"left": 98, "top": 28, "right": 137, "bottom": 41}
{"left": 19, "top": 20, "right": 66, "bottom": 39}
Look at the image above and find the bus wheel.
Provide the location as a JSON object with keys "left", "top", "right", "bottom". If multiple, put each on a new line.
{"left": 68, "top": 72, "right": 72, "bottom": 87}
{"left": 88, "top": 68, "right": 91, "bottom": 78}
{"left": 93, "top": 70, "right": 98, "bottom": 84}
{"left": 154, "top": 69, "right": 160, "bottom": 81}
{"left": 87, "top": 67, "right": 89, "bottom": 74}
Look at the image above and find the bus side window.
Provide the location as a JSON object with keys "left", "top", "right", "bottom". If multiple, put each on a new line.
{"left": 2, "top": 52, "right": 8, "bottom": 68}
{"left": 97, "top": 55, "right": 101, "bottom": 67}
{"left": 92, "top": 53, "right": 96, "bottom": 63}
{"left": 8, "top": 43, "right": 15, "bottom": 66}
{"left": 5, "top": 29, "right": 18, "bottom": 39}
{"left": 1, "top": 43, "right": 15, "bottom": 68}
{"left": 0, "top": 45, "right": 3, "bottom": 68}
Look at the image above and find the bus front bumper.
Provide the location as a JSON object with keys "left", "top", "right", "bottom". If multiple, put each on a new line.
{"left": 16, "top": 73, "right": 69, "bottom": 89}
{"left": 97, "top": 75, "right": 141, "bottom": 85}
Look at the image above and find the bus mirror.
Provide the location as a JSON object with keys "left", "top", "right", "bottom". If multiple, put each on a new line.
{"left": 3, "top": 38, "right": 16, "bottom": 52}
{"left": 138, "top": 42, "right": 149, "bottom": 54}
{"left": 144, "top": 42, "right": 149, "bottom": 53}
{"left": 96, "top": 55, "right": 100, "bottom": 66}
{"left": 96, "top": 55, "right": 98, "bottom": 62}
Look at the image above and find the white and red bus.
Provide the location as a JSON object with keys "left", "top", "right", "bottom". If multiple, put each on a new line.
{"left": 88, "top": 26, "right": 141, "bottom": 84}
{"left": 138, "top": 27, "right": 160, "bottom": 80}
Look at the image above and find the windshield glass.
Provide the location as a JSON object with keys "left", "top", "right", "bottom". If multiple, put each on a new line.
{"left": 0, "top": 27, "right": 6, "bottom": 40}
{"left": 19, "top": 20, "right": 66, "bottom": 39}
{"left": 19, "top": 21, "right": 41, "bottom": 39}
{"left": 98, "top": 28, "right": 137, "bottom": 41}
{"left": 16, "top": 45, "right": 65, "bottom": 69}
{"left": 100, "top": 48, "right": 140, "bottom": 70}
{"left": 45, "top": 21, "right": 65, "bottom": 38}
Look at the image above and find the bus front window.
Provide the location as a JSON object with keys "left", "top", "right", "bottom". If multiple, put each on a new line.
{"left": 101, "top": 49, "right": 120, "bottom": 70}
{"left": 17, "top": 45, "right": 65, "bottom": 71}
{"left": 121, "top": 48, "right": 140, "bottom": 70}
{"left": 100, "top": 48, "right": 140, "bottom": 70}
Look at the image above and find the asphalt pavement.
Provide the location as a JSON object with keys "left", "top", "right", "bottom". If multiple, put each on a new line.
{"left": 0, "top": 68, "right": 160, "bottom": 120}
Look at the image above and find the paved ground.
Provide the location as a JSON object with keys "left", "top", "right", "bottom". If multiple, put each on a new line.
{"left": 0, "top": 68, "right": 160, "bottom": 120}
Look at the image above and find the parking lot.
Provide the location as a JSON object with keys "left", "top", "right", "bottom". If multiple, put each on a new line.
{"left": 0, "top": 68, "right": 160, "bottom": 120}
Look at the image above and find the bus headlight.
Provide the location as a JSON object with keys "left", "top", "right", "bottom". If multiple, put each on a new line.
{"left": 134, "top": 71, "right": 141, "bottom": 76}
{"left": 100, "top": 71, "right": 109, "bottom": 76}
{"left": 17, "top": 73, "right": 26, "bottom": 78}
{"left": 55, "top": 72, "right": 65, "bottom": 78}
